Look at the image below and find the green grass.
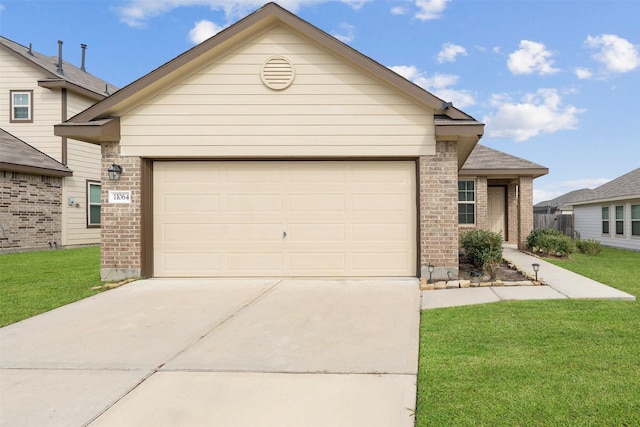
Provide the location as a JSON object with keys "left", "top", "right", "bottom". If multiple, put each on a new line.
{"left": 0, "top": 246, "right": 104, "bottom": 327}
{"left": 416, "top": 247, "right": 640, "bottom": 426}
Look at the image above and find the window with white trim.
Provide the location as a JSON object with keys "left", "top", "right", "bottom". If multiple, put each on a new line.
{"left": 87, "top": 181, "right": 101, "bottom": 227}
{"left": 10, "top": 90, "right": 33, "bottom": 122}
{"left": 615, "top": 205, "right": 624, "bottom": 235}
{"left": 458, "top": 180, "right": 475, "bottom": 225}
{"left": 632, "top": 205, "right": 640, "bottom": 237}
{"left": 602, "top": 206, "right": 609, "bottom": 234}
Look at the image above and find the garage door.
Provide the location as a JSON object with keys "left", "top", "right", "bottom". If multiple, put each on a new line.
{"left": 153, "top": 161, "right": 416, "bottom": 277}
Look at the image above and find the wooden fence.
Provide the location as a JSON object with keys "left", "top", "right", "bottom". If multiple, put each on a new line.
{"left": 533, "top": 213, "right": 575, "bottom": 237}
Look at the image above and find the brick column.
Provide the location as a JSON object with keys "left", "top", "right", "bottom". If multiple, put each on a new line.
{"left": 518, "top": 176, "right": 533, "bottom": 250}
{"left": 507, "top": 182, "right": 518, "bottom": 244}
{"left": 101, "top": 142, "right": 142, "bottom": 281}
{"left": 419, "top": 141, "right": 459, "bottom": 280}
{"left": 475, "top": 177, "right": 488, "bottom": 231}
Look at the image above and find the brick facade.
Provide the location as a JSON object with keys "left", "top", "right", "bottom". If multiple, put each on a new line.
{"left": 0, "top": 171, "right": 62, "bottom": 252}
{"left": 419, "top": 141, "right": 459, "bottom": 280}
{"left": 100, "top": 143, "right": 142, "bottom": 280}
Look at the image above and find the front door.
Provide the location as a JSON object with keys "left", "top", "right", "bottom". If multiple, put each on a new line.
{"left": 488, "top": 186, "right": 506, "bottom": 239}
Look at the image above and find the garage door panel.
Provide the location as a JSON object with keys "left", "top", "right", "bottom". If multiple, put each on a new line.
{"left": 289, "top": 194, "right": 345, "bottom": 212}
{"left": 161, "top": 194, "right": 220, "bottom": 212}
{"left": 226, "top": 194, "right": 283, "bottom": 213}
{"left": 287, "top": 223, "right": 345, "bottom": 241}
{"left": 226, "top": 252, "right": 283, "bottom": 272}
{"left": 162, "top": 252, "right": 220, "bottom": 274}
{"left": 154, "top": 161, "right": 415, "bottom": 277}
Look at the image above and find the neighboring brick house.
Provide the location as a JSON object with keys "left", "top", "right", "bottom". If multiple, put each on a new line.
{"left": 0, "top": 36, "right": 117, "bottom": 252}
{"left": 56, "top": 3, "right": 545, "bottom": 281}
{"left": 0, "top": 129, "right": 72, "bottom": 250}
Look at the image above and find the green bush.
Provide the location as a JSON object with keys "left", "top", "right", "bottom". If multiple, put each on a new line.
{"left": 460, "top": 229, "right": 503, "bottom": 278}
{"left": 527, "top": 228, "right": 576, "bottom": 257}
{"left": 576, "top": 238, "right": 602, "bottom": 255}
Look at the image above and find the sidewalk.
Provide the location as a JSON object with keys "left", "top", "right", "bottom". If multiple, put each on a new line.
{"left": 422, "top": 245, "right": 636, "bottom": 309}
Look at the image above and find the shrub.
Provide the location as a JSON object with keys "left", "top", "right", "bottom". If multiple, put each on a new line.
{"left": 527, "top": 228, "right": 575, "bottom": 257}
{"left": 576, "top": 238, "right": 602, "bottom": 255}
{"left": 460, "top": 230, "right": 503, "bottom": 278}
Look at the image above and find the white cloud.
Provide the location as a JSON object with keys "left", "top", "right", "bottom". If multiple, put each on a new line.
{"left": 574, "top": 67, "right": 593, "bottom": 79}
{"left": 117, "top": 0, "right": 371, "bottom": 28}
{"left": 332, "top": 22, "right": 355, "bottom": 43}
{"left": 586, "top": 34, "right": 640, "bottom": 73}
{"left": 189, "top": 20, "right": 223, "bottom": 44}
{"left": 437, "top": 43, "right": 467, "bottom": 63}
{"left": 507, "top": 40, "right": 559, "bottom": 75}
{"left": 414, "top": 0, "right": 451, "bottom": 21}
{"left": 483, "top": 89, "right": 585, "bottom": 142}
{"left": 389, "top": 65, "right": 476, "bottom": 108}
{"left": 391, "top": 6, "right": 407, "bottom": 15}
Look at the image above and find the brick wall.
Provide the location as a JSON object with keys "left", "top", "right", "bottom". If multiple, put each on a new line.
{"left": 0, "top": 171, "right": 62, "bottom": 252}
{"left": 518, "top": 176, "right": 533, "bottom": 249}
{"left": 100, "top": 143, "right": 142, "bottom": 280}
{"left": 419, "top": 141, "right": 459, "bottom": 280}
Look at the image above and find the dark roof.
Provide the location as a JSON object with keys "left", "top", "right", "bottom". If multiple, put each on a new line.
{"left": 535, "top": 188, "right": 593, "bottom": 210}
{"left": 460, "top": 144, "right": 548, "bottom": 178}
{"left": 572, "top": 167, "right": 640, "bottom": 205}
{"left": 0, "top": 128, "right": 72, "bottom": 177}
{"left": 0, "top": 36, "right": 117, "bottom": 99}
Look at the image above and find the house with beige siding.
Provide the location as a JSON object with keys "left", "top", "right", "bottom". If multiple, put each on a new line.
{"left": 1, "top": 36, "right": 117, "bottom": 251}
{"left": 570, "top": 168, "right": 640, "bottom": 251}
{"left": 56, "top": 3, "right": 545, "bottom": 281}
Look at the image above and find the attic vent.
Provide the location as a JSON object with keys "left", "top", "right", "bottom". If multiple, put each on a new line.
{"left": 261, "top": 56, "right": 295, "bottom": 90}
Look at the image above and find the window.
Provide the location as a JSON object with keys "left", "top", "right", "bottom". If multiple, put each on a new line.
{"left": 87, "top": 181, "right": 101, "bottom": 227}
{"left": 615, "top": 205, "right": 624, "bottom": 235}
{"left": 632, "top": 205, "right": 640, "bottom": 237}
{"left": 602, "top": 207, "right": 609, "bottom": 234}
{"left": 458, "top": 180, "right": 475, "bottom": 224}
{"left": 10, "top": 90, "right": 33, "bottom": 122}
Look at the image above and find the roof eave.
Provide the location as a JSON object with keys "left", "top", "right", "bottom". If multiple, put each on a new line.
{"left": 435, "top": 123, "right": 485, "bottom": 169}
{"left": 459, "top": 167, "right": 549, "bottom": 179}
{"left": 572, "top": 194, "right": 640, "bottom": 206}
{"left": 0, "top": 162, "right": 73, "bottom": 177}
{"left": 54, "top": 117, "right": 120, "bottom": 144}
{"left": 38, "top": 79, "right": 108, "bottom": 101}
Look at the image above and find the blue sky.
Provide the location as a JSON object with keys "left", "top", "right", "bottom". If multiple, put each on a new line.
{"left": 1, "top": 0, "right": 638, "bottom": 203}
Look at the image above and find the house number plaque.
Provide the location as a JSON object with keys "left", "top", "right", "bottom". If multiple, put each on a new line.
{"left": 108, "top": 190, "right": 131, "bottom": 204}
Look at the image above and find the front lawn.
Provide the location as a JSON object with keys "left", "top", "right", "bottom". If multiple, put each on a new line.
{"left": 416, "top": 247, "right": 640, "bottom": 426}
{"left": 0, "top": 246, "right": 104, "bottom": 327}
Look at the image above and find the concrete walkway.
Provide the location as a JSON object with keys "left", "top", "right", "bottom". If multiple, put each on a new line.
{"left": 422, "top": 245, "right": 636, "bottom": 309}
{"left": 1, "top": 279, "right": 420, "bottom": 427}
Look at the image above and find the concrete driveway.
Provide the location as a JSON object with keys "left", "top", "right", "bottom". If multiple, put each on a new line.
{"left": 0, "top": 278, "right": 420, "bottom": 426}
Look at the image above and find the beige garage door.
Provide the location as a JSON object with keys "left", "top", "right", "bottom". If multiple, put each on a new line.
{"left": 153, "top": 161, "right": 416, "bottom": 277}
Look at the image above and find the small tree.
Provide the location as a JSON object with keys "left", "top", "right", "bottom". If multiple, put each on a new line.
{"left": 460, "top": 230, "right": 503, "bottom": 279}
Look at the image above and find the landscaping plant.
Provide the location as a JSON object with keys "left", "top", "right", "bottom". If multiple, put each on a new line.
{"left": 459, "top": 229, "right": 503, "bottom": 279}
{"left": 526, "top": 228, "right": 576, "bottom": 257}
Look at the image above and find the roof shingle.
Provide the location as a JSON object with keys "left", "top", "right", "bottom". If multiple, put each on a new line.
{"left": 0, "top": 128, "right": 72, "bottom": 177}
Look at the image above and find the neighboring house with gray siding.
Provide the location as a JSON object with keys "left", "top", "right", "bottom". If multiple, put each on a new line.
{"left": 571, "top": 167, "right": 640, "bottom": 251}
{"left": 0, "top": 36, "right": 116, "bottom": 251}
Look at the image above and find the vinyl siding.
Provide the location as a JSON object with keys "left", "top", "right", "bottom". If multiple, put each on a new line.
{"left": 61, "top": 92, "right": 102, "bottom": 246}
{"left": 0, "top": 49, "right": 62, "bottom": 161}
{"left": 574, "top": 199, "right": 640, "bottom": 251}
{"left": 120, "top": 26, "right": 435, "bottom": 158}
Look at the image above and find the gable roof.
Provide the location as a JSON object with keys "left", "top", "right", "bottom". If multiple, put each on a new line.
{"left": 0, "top": 36, "right": 117, "bottom": 100}
{"left": 0, "top": 128, "right": 72, "bottom": 177}
{"left": 55, "top": 2, "right": 483, "bottom": 165}
{"left": 571, "top": 167, "right": 640, "bottom": 205}
{"left": 534, "top": 188, "right": 593, "bottom": 212}
{"left": 459, "top": 144, "right": 548, "bottom": 178}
